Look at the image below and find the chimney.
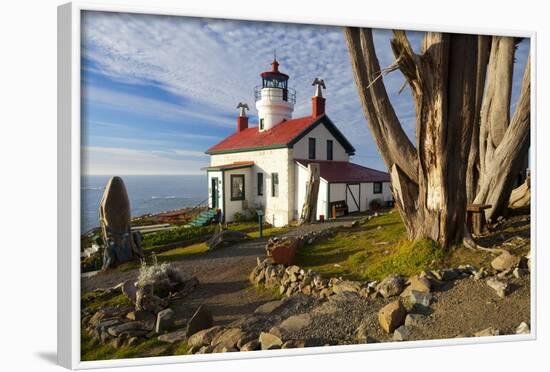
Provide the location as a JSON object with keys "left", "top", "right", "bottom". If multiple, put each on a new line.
{"left": 236, "top": 102, "right": 249, "bottom": 132}
{"left": 312, "top": 96, "right": 325, "bottom": 117}
{"left": 311, "top": 78, "right": 326, "bottom": 117}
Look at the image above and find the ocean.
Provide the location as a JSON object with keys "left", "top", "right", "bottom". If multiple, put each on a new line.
{"left": 81, "top": 175, "right": 207, "bottom": 234}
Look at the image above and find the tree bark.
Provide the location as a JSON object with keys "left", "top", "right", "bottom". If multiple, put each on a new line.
{"left": 508, "top": 174, "right": 530, "bottom": 211}
{"left": 345, "top": 28, "right": 479, "bottom": 248}
{"left": 474, "top": 47, "right": 531, "bottom": 221}
{"left": 300, "top": 163, "right": 320, "bottom": 224}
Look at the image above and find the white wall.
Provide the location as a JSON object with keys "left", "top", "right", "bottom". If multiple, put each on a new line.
{"left": 292, "top": 122, "right": 349, "bottom": 161}
{"left": 222, "top": 167, "right": 252, "bottom": 223}
{"left": 210, "top": 148, "right": 293, "bottom": 226}
{"left": 330, "top": 181, "right": 393, "bottom": 213}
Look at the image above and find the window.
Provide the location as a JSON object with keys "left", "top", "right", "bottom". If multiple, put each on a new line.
{"left": 327, "top": 140, "right": 333, "bottom": 160}
{"left": 308, "top": 138, "right": 316, "bottom": 159}
{"left": 373, "top": 182, "right": 382, "bottom": 194}
{"left": 271, "top": 173, "right": 279, "bottom": 197}
{"left": 257, "top": 172, "right": 264, "bottom": 196}
{"left": 260, "top": 118, "right": 264, "bottom": 130}
{"left": 230, "top": 175, "right": 245, "bottom": 201}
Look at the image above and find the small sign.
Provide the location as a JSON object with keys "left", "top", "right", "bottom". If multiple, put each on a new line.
{"left": 256, "top": 209, "right": 264, "bottom": 216}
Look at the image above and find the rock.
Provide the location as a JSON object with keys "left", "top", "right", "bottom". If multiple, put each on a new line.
{"left": 254, "top": 300, "right": 283, "bottom": 314}
{"left": 377, "top": 275, "right": 403, "bottom": 298}
{"left": 126, "top": 310, "right": 155, "bottom": 323}
{"left": 473, "top": 267, "right": 488, "bottom": 280}
{"left": 127, "top": 337, "right": 140, "bottom": 347}
{"left": 111, "top": 337, "right": 125, "bottom": 349}
{"left": 278, "top": 314, "right": 312, "bottom": 334}
{"left": 155, "top": 308, "right": 175, "bottom": 333}
{"left": 157, "top": 329, "right": 187, "bottom": 344}
{"left": 107, "top": 322, "right": 147, "bottom": 337}
{"left": 122, "top": 280, "right": 138, "bottom": 304}
{"left": 405, "top": 313, "right": 428, "bottom": 327}
{"left": 491, "top": 251, "right": 520, "bottom": 271}
{"left": 474, "top": 327, "right": 500, "bottom": 337}
{"left": 187, "top": 326, "right": 223, "bottom": 348}
{"left": 332, "top": 280, "right": 361, "bottom": 294}
{"left": 282, "top": 339, "right": 306, "bottom": 349}
{"left": 486, "top": 277, "right": 509, "bottom": 298}
{"left": 403, "top": 290, "right": 432, "bottom": 311}
{"left": 440, "top": 269, "right": 459, "bottom": 281}
{"left": 378, "top": 300, "right": 407, "bottom": 333}
{"left": 237, "top": 334, "right": 258, "bottom": 349}
{"left": 240, "top": 340, "right": 260, "bottom": 351}
{"left": 186, "top": 305, "right": 213, "bottom": 337}
{"left": 516, "top": 322, "right": 530, "bottom": 334}
{"left": 393, "top": 325, "right": 409, "bottom": 341}
{"left": 513, "top": 268, "right": 529, "bottom": 278}
{"left": 407, "top": 275, "right": 431, "bottom": 292}
{"left": 259, "top": 332, "right": 283, "bottom": 350}
{"left": 196, "top": 345, "right": 215, "bottom": 354}
{"left": 99, "top": 177, "right": 143, "bottom": 269}
{"left": 211, "top": 328, "right": 245, "bottom": 349}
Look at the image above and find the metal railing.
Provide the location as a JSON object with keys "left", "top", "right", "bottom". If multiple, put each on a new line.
{"left": 254, "top": 86, "right": 296, "bottom": 104}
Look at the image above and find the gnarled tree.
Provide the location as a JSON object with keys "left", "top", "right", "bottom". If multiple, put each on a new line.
{"left": 344, "top": 28, "right": 530, "bottom": 248}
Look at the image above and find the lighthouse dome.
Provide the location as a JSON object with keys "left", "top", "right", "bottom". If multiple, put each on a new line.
{"left": 254, "top": 58, "right": 296, "bottom": 132}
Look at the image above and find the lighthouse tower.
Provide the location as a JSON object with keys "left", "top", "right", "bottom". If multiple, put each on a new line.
{"left": 254, "top": 58, "right": 296, "bottom": 132}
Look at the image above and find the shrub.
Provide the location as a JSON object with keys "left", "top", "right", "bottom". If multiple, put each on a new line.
{"left": 136, "top": 254, "right": 183, "bottom": 291}
{"left": 142, "top": 225, "right": 215, "bottom": 248}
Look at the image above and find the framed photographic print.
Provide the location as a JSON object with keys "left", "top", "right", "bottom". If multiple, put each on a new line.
{"left": 58, "top": 1, "right": 536, "bottom": 369}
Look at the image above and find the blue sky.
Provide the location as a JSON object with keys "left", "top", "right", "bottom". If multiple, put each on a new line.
{"left": 81, "top": 11, "right": 530, "bottom": 176}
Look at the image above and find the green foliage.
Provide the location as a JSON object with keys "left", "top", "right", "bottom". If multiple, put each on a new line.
{"left": 142, "top": 225, "right": 215, "bottom": 249}
{"left": 81, "top": 291, "right": 132, "bottom": 313}
{"left": 362, "top": 239, "right": 444, "bottom": 281}
{"left": 81, "top": 328, "right": 170, "bottom": 361}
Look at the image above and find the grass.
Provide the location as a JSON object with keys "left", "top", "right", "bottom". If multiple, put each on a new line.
{"left": 156, "top": 242, "right": 209, "bottom": 262}
{"left": 81, "top": 291, "right": 132, "bottom": 312}
{"left": 248, "top": 226, "right": 290, "bottom": 238}
{"left": 81, "top": 328, "right": 172, "bottom": 361}
{"left": 295, "top": 211, "right": 448, "bottom": 281}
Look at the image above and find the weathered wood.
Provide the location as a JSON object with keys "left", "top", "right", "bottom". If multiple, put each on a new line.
{"left": 299, "top": 163, "right": 320, "bottom": 224}
{"left": 508, "top": 175, "right": 530, "bottom": 211}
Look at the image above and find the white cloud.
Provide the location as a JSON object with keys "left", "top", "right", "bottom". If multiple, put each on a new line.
{"left": 82, "top": 146, "right": 208, "bottom": 175}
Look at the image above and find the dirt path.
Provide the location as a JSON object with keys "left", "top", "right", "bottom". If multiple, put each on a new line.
{"left": 81, "top": 217, "right": 360, "bottom": 325}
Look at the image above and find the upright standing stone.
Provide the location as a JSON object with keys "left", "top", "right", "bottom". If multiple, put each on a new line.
{"left": 99, "top": 176, "right": 143, "bottom": 269}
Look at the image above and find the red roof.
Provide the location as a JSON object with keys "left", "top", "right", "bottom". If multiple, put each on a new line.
{"left": 296, "top": 159, "right": 391, "bottom": 183}
{"left": 207, "top": 116, "right": 320, "bottom": 154}
{"left": 205, "top": 161, "right": 254, "bottom": 171}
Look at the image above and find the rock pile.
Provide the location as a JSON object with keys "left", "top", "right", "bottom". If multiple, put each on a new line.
{"left": 82, "top": 272, "right": 199, "bottom": 349}
{"left": 266, "top": 229, "right": 335, "bottom": 265}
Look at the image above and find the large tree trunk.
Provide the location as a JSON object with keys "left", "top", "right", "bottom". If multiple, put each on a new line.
{"left": 473, "top": 37, "right": 531, "bottom": 221}
{"left": 344, "top": 28, "right": 478, "bottom": 248}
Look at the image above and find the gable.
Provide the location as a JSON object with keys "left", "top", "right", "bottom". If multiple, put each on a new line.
{"left": 288, "top": 115, "right": 356, "bottom": 155}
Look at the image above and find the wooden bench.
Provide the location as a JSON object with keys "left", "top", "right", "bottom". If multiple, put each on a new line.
{"left": 466, "top": 204, "right": 492, "bottom": 235}
{"left": 330, "top": 200, "right": 348, "bottom": 218}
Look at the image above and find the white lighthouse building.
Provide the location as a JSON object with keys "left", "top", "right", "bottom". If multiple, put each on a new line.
{"left": 205, "top": 58, "right": 393, "bottom": 227}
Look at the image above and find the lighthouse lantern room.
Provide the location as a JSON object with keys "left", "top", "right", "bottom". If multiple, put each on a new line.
{"left": 254, "top": 58, "right": 296, "bottom": 132}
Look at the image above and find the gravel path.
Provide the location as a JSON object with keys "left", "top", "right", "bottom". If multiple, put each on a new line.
{"left": 81, "top": 217, "right": 361, "bottom": 325}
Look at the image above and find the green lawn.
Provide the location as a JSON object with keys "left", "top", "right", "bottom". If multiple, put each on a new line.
{"left": 295, "top": 211, "right": 447, "bottom": 281}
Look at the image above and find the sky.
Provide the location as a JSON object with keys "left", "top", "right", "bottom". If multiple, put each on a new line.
{"left": 81, "top": 11, "right": 530, "bottom": 176}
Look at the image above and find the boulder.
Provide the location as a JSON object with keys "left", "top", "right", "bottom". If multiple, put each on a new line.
{"left": 240, "top": 340, "right": 261, "bottom": 351}
{"left": 187, "top": 326, "right": 223, "bottom": 348}
{"left": 377, "top": 275, "right": 403, "bottom": 298}
{"left": 491, "top": 251, "right": 520, "bottom": 271}
{"left": 278, "top": 314, "right": 312, "bottom": 334}
{"left": 403, "top": 290, "right": 432, "bottom": 311}
{"left": 393, "top": 325, "right": 409, "bottom": 341}
{"left": 332, "top": 280, "right": 361, "bottom": 294}
{"left": 513, "top": 268, "right": 529, "bottom": 279}
{"left": 378, "top": 300, "right": 407, "bottom": 333}
{"left": 486, "top": 277, "right": 509, "bottom": 298}
{"left": 107, "top": 322, "right": 147, "bottom": 337}
{"left": 282, "top": 340, "right": 306, "bottom": 349}
{"left": 157, "top": 330, "right": 188, "bottom": 344}
{"left": 211, "top": 328, "right": 245, "bottom": 350}
{"left": 474, "top": 327, "right": 500, "bottom": 337}
{"left": 122, "top": 280, "right": 138, "bottom": 304}
{"left": 155, "top": 308, "right": 175, "bottom": 333}
{"left": 516, "top": 322, "right": 530, "bottom": 334}
{"left": 259, "top": 332, "right": 283, "bottom": 350}
{"left": 186, "top": 305, "right": 213, "bottom": 337}
{"left": 126, "top": 310, "right": 155, "bottom": 323}
{"left": 255, "top": 300, "right": 284, "bottom": 314}
{"left": 406, "top": 275, "right": 431, "bottom": 293}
